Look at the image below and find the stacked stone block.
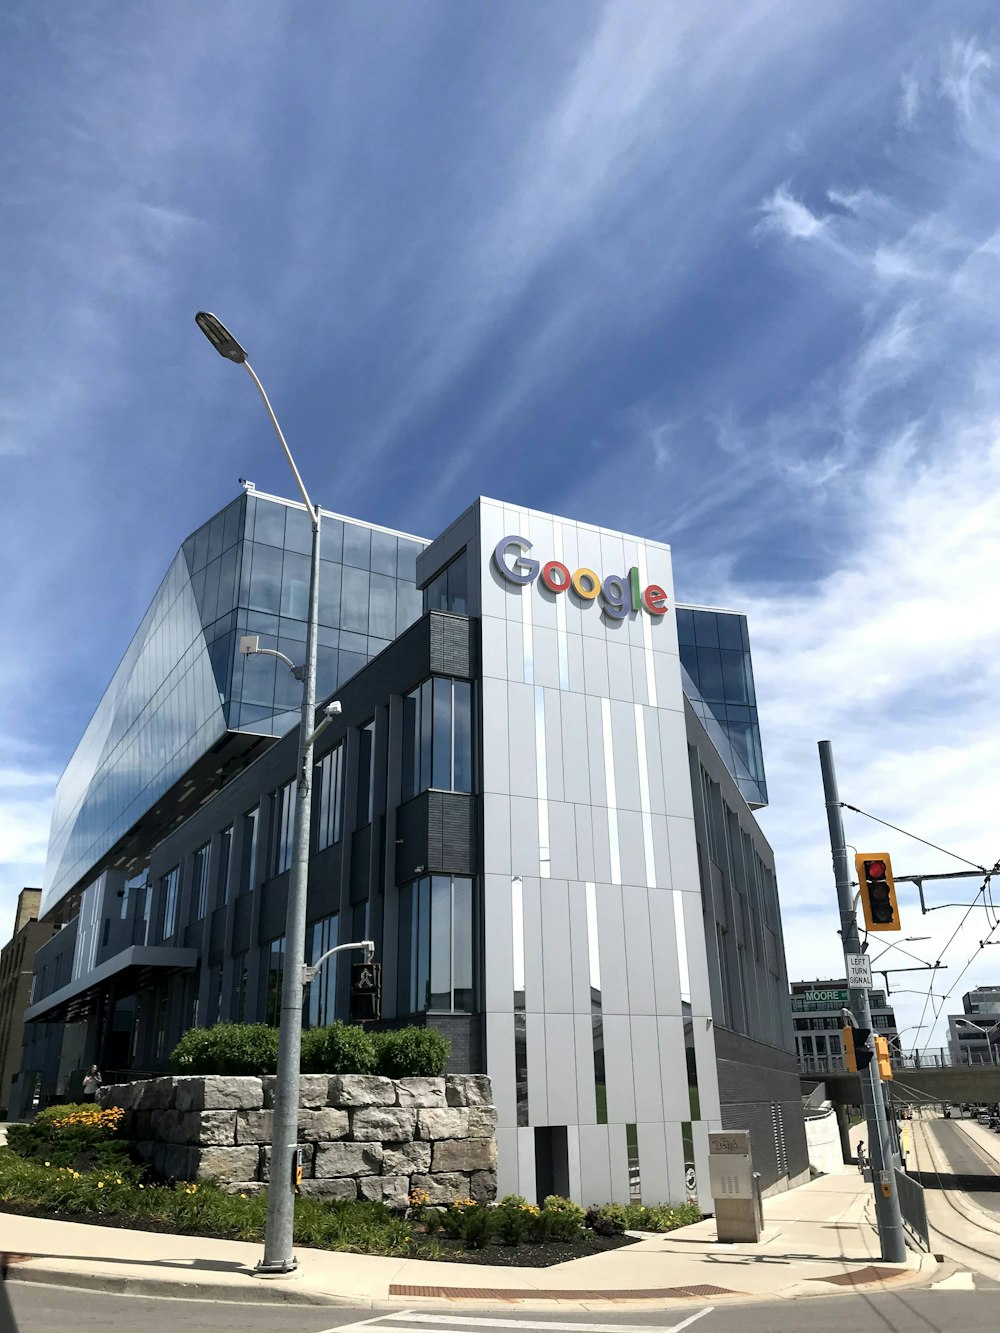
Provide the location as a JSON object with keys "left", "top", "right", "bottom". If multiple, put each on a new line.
{"left": 99, "top": 1073, "right": 496, "bottom": 1206}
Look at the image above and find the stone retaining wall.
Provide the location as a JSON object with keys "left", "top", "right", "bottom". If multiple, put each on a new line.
{"left": 99, "top": 1073, "right": 496, "bottom": 1207}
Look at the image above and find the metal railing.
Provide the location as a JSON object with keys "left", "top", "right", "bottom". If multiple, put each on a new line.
{"left": 799, "top": 1048, "right": 999, "bottom": 1075}
{"left": 894, "top": 1167, "right": 930, "bottom": 1250}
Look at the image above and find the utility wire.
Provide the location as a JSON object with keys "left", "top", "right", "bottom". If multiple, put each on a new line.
{"left": 839, "top": 803, "right": 989, "bottom": 872}
{"left": 912, "top": 877, "right": 990, "bottom": 1050}
{"left": 914, "top": 865, "right": 1000, "bottom": 1053}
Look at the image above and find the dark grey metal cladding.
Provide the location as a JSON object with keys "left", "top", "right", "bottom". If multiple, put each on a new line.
{"left": 395, "top": 791, "right": 478, "bottom": 884}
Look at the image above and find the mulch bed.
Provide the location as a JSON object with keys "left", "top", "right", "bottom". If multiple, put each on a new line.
{"left": 0, "top": 1201, "right": 638, "bottom": 1266}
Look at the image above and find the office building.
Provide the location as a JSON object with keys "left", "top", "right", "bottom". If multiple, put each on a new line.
{"left": 947, "top": 986, "right": 1000, "bottom": 1065}
{"left": 0, "top": 889, "right": 58, "bottom": 1116}
{"left": 790, "top": 979, "right": 898, "bottom": 1071}
{"left": 19, "top": 490, "right": 807, "bottom": 1201}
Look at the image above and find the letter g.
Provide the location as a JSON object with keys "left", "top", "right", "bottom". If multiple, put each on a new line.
{"left": 493, "top": 535, "right": 539, "bottom": 586}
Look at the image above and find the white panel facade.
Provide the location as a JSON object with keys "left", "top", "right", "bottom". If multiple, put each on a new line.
{"left": 474, "top": 498, "right": 721, "bottom": 1206}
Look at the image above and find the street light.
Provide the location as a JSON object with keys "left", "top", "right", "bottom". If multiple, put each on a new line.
{"left": 954, "top": 1017, "right": 998, "bottom": 1067}
{"left": 195, "top": 311, "right": 330, "bottom": 1275}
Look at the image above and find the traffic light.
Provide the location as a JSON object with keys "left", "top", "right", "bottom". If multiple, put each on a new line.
{"left": 856, "top": 852, "right": 901, "bottom": 932}
{"left": 350, "top": 961, "right": 382, "bottom": 1022}
{"left": 876, "top": 1034, "right": 893, "bottom": 1080}
{"left": 842, "top": 1025, "right": 875, "bottom": 1072}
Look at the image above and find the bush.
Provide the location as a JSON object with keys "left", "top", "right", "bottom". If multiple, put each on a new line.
{"left": 374, "top": 1027, "right": 450, "bottom": 1078}
{"left": 541, "top": 1194, "right": 586, "bottom": 1241}
{"left": 171, "top": 1021, "right": 451, "bottom": 1078}
{"left": 440, "top": 1198, "right": 496, "bottom": 1248}
{"left": 493, "top": 1194, "right": 535, "bottom": 1245}
{"left": 585, "top": 1200, "right": 700, "bottom": 1234}
{"left": 8, "top": 1104, "right": 127, "bottom": 1169}
{"left": 171, "top": 1024, "right": 279, "bottom": 1075}
{"left": 585, "top": 1205, "right": 623, "bottom": 1236}
{"left": 301, "top": 1021, "right": 378, "bottom": 1075}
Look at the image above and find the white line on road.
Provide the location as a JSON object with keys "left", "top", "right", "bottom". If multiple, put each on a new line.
{"left": 372, "top": 1308, "right": 715, "bottom": 1333}
{"left": 321, "top": 1312, "right": 419, "bottom": 1333}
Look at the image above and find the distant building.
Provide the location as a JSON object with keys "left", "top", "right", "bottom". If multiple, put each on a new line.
{"left": 947, "top": 987, "right": 1000, "bottom": 1065}
{"left": 0, "top": 889, "right": 58, "bottom": 1116}
{"left": 789, "top": 979, "right": 898, "bottom": 1070}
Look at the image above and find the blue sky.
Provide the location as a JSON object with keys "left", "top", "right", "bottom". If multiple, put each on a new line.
{"left": 4, "top": 0, "right": 1000, "bottom": 1047}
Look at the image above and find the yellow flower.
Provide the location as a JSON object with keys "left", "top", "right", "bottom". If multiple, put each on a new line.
{"left": 139, "top": 1185, "right": 144, "bottom": 1190}
{"left": 240, "top": 1193, "right": 248, "bottom": 1200}
{"left": 97, "top": 1182, "right": 105, "bottom": 1189}
{"left": 44, "top": 1161, "right": 50, "bottom": 1167}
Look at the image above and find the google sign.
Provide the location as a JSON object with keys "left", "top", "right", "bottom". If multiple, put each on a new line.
{"left": 493, "top": 535, "right": 669, "bottom": 620}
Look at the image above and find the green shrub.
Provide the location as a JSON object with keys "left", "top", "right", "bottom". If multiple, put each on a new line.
{"left": 541, "top": 1194, "right": 586, "bottom": 1241}
{"left": 585, "top": 1200, "right": 700, "bottom": 1234}
{"left": 374, "top": 1027, "right": 450, "bottom": 1078}
{"left": 493, "top": 1194, "right": 534, "bottom": 1245}
{"left": 8, "top": 1104, "right": 127, "bottom": 1169}
{"left": 440, "top": 1199, "right": 495, "bottom": 1248}
{"left": 170, "top": 1024, "right": 279, "bottom": 1075}
{"left": 301, "top": 1021, "right": 378, "bottom": 1075}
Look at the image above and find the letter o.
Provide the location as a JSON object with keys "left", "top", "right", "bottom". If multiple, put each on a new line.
{"left": 571, "top": 567, "right": 601, "bottom": 600}
{"left": 540, "top": 560, "right": 571, "bottom": 593}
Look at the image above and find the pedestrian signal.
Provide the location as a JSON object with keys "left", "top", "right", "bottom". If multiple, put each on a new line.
{"left": 856, "top": 852, "right": 900, "bottom": 932}
{"left": 350, "top": 961, "right": 382, "bottom": 1022}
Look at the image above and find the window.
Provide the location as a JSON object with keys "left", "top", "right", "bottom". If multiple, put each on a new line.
{"left": 398, "top": 875, "right": 474, "bottom": 1013}
{"left": 240, "top": 808, "right": 259, "bottom": 893}
{"left": 401, "top": 678, "right": 473, "bottom": 801}
{"left": 161, "top": 866, "right": 180, "bottom": 940}
{"left": 271, "top": 780, "right": 294, "bottom": 876}
{"left": 218, "top": 826, "right": 233, "bottom": 906}
{"left": 314, "top": 746, "right": 344, "bottom": 851}
{"left": 265, "top": 937, "right": 285, "bottom": 1026}
{"left": 233, "top": 953, "right": 248, "bottom": 1022}
{"left": 306, "top": 914, "right": 339, "bottom": 1028}
{"left": 192, "top": 843, "right": 211, "bottom": 920}
{"left": 357, "top": 720, "right": 375, "bottom": 825}
{"left": 422, "top": 550, "right": 467, "bottom": 615}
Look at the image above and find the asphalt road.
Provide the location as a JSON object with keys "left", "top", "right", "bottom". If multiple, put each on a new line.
{"left": 5, "top": 1284, "right": 1000, "bottom": 1333}
{"left": 925, "top": 1118, "right": 1000, "bottom": 1215}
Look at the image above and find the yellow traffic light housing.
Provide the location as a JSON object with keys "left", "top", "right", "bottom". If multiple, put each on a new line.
{"left": 842, "top": 1025, "right": 874, "bottom": 1072}
{"left": 876, "top": 1034, "right": 893, "bottom": 1080}
{"left": 856, "top": 852, "right": 901, "bottom": 932}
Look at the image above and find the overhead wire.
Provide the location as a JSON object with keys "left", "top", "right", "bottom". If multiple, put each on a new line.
{"left": 839, "top": 802, "right": 989, "bottom": 872}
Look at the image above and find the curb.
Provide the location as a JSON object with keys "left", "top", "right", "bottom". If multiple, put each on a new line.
{"left": 3, "top": 1250, "right": 938, "bottom": 1312}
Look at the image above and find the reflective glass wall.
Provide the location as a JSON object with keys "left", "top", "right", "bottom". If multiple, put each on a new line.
{"left": 676, "top": 606, "right": 767, "bottom": 807}
{"left": 43, "top": 491, "right": 428, "bottom": 915}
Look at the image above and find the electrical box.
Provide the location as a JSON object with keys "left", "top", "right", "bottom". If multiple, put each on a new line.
{"left": 708, "top": 1130, "right": 762, "bottom": 1242}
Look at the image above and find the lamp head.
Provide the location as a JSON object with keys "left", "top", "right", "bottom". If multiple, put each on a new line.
{"left": 195, "top": 311, "right": 247, "bottom": 364}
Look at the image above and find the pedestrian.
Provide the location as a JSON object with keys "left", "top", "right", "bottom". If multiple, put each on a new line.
{"left": 82, "top": 1064, "right": 102, "bottom": 1103}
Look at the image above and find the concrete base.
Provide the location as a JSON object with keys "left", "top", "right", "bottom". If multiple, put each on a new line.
{"left": 715, "top": 1197, "right": 763, "bottom": 1243}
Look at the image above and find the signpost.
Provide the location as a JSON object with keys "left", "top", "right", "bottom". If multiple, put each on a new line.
{"left": 846, "top": 953, "right": 873, "bottom": 990}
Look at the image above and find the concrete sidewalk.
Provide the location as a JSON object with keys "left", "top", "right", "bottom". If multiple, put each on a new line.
{"left": 0, "top": 1169, "right": 932, "bottom": 1311}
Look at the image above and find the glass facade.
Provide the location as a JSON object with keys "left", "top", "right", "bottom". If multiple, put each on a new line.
{"left": 314, "top": 746, "right": 344, "bottom": 851}
{"left": 306, "top": 913, "right": 339, "bottom": 1028}
{"left": 397, "top": 875, "right": 474, "bottom": 1013}
{"left": 400, "top": 678, "right": 473, "bottom": 801}
{"left": 270, "top": 781, "right": 294, "bottom": 877}
{"left": 41, "top": 491, "right": 427, "bottom": 916}
{"left": 676, "top": 606, "right": 768, "bottom": 807}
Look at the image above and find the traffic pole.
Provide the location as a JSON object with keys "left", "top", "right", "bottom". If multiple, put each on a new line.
{"left": 819, "top": 740, "right": 907, "bottom": 1263}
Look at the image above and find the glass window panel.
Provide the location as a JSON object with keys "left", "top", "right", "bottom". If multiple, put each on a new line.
{"left": 207, "top": 513, "right": 225, "bottom": 565}
{"left": 679, "top": 643, "right": 699, "bottom": 683}
{"left": 453, "top": 877, "right": 473, "bottom": 1011}
{"left": 397, "top": 539, "right": 422, "bottom": 581}
{"left": 279, "top": 615, "right": 308, "bottom": 643}
{"left": 222, "top": 497, "right": 243, "bottom": 553}
{"left": 162, "top": 866, "right": 180, "bottom": 939}
{"left": 272, "top": 781, "right": 294, "bottom": 875}
{"left": 192, "top": 524, "right": 210, "bottom": 573}
{"left": 453, "top": 680, "right": 472, "bottom": 792}
{"left": 217, "top": 544, "right": 239, "bottom": 617}
{"left": 367, "top": 636, "right": 391, "bottom": 657}
{"left": 240, "top": 651, "right": 276, "bottom": 710}
{"left": 396, "top": 584, "right": 422, "bottom": 636}
{"left": 720, "top": 650, "right": 749, "bottom": 704}
{"left": 423, "top": 568, "right": 448, "bottom": 613}
{"left": 695, "top": 647, "right": 725, "bottom": 701}
{"left": 316, "top": 645, "right": 339, "bottom": 701}
{"left": 248, "top": 544, "right": 283, "bottom": 614}
{"left": 430, "top": 876, "right": 451, "bottom": 1007}
{"left": 401, "top": 689, "right": 418, "bottom": 802}
{"left": 343, "top": 523, "right": 371, "bottom": 570}
{"left": 744, "top": 658, "right": 757, "bottom": 707}
{"left": 253, "top": 501, "right": 286, "bottom": 549}
{"left": 370, "top": 530, "right": 397, "bottom": 576}
{"left": 718, "top": 614, "right": 744, "bottom": 650}
{"left": 416, "top": 877, "right": 431, "bottom": 1011}
{"left": 368, "top": 572, "right": 397, "bottom": 640}
{"left": 280, "top": 551, "right": 311, "bottom": 619}
{"left": 338, "top": 650, "right": 366, "bottom": 687}
{"left": 340, "top": 565, "right": 370, "bottom": 633}
{"left": 419, "top": 679, "right": 433, "bottom": 791}
{"left": 693, "top": 610, "right": 720, "bottom": 647}
{"left": 306, "top": 913, "right": 338, "bottom": 1027}
{"left": 357, "top": 721, "right": 375, "bottom": 825}
{"left": 318, "top": 560, "right": 343, "bottom": 628}
{"left": 218, "top": 827, "right": 233, "bottom": 906}
{"left": 284, "top": 506, "right": 312, "bottom": 555}
{"left": 266, "top": 937, "right": 285, "bottom": 1025}
{"left": 676, "top": 607, "right": 696, "bottom": 645}
{"left": 446, "top": 550, "right": 468, "bottom": 614}
{"left": 199, "top": 556, "right": 220, "bottom": 626}
{"left": 193, "top": 843, "right": 211, "bottom": 920}
{"left": 241, "top": 808, "right": 259, "bottom": 893}
{"left": 319, "top": 516, "right": 344, "bottom": 565}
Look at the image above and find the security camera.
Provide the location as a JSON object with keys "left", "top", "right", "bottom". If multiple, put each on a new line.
{"left": 323, "top": 700, "right": 342, "bottom": 718}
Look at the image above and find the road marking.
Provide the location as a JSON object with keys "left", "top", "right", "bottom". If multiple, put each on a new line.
{"left": 323, "top": 1313, "right": 419, "bottom": 1333}
{"left": 372, "top": 1311, "right": 714, "bottom": 1333}
{"left": 931, "top": 1270, "right": 976, "bottom": 1290}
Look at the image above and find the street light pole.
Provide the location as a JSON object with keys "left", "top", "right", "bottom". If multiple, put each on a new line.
{"left": 196, "top": 311, "right": 320, "bottom": 1274}
{"left": 954, "top": 1018, "right": 997, "bottom": 1067}
{"left": 819, "top": 740, "right": 907, "bottom": 1263}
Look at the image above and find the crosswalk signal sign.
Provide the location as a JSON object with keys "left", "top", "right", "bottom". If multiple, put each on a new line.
{"left": 350, "top": 961, "right": 382, "bottom": 1022}
{"left": 856, "top": 852, "right": 901, "bottom": 932}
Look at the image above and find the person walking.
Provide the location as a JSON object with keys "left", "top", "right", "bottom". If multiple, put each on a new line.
{"left": 82, "top": 1065, "right": 102, "bottom": 1103}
